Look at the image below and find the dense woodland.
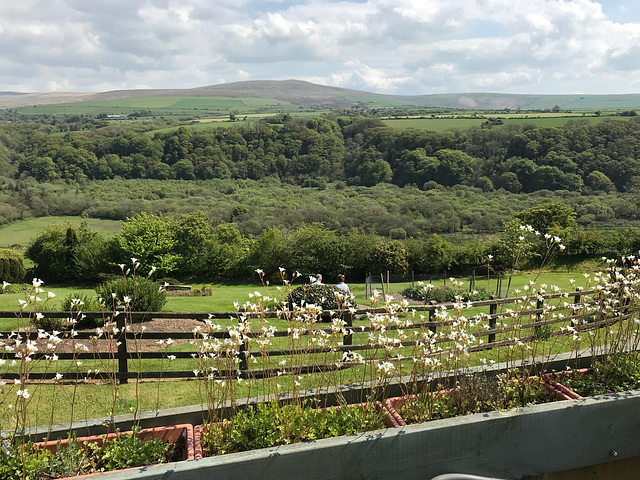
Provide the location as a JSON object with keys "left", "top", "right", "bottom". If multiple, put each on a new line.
{"left": 18, "top": 203, "right": 640, "bottom": 285}
{"left": 2, "top": 114, "right": 640, "bottom": 191}
{"left": 1, "top": 115, "right": 640, "bottom": 231}
{"left": 2, "top": 113, "right": 640, "bottom": 282}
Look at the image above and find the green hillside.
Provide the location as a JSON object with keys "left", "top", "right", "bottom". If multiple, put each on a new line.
{"left": 5, "top": 81, "right": 640, "bottom": 116}
{"left": 16, "top": 96, "right": 304, "bottom": 117}
{"left": 0, "top": 216, "right": 121, "bottom": 248}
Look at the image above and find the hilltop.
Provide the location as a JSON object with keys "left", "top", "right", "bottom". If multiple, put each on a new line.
{"left": 1, "top": 80, "right": 640, "bottom": 111}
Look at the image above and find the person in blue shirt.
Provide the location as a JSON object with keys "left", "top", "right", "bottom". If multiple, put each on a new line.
{"left": 311, "top": 274, "right": 324, "bottom": 285}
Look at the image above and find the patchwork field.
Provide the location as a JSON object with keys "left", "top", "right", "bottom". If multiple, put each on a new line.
{"left": 16, "top": 96, "right": 305, "bottom": 116}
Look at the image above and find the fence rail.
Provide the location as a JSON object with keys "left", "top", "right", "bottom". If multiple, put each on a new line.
{"left": 0, "top": 288, "right": 624, "bottom": 384}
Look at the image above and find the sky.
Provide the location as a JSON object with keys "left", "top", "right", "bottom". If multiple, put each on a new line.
{"left": 1, "top": 0, "right": 640, "bottom": 96}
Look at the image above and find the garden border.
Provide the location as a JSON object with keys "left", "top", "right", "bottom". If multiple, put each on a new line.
{"left": 74, "top": 378, "right": 640, "bottom": 480}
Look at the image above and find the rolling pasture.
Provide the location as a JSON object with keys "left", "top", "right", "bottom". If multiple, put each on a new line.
{"left": 381, "top": 114, "right": 627, "bottom": 131}
{"left": 0, "top": 216, "right": 121, "bottom": 248}
{"left": 16, "top": 96, "right": 305, "bottom": 117}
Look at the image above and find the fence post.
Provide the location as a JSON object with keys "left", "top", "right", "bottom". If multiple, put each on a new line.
{"left": 342, "top": 311, "right": 353, "bottom": 346}
{"left": 535, "top": 296, "right": 544, "bottom": 336}
{"left": 239, "top": 338, "right": 248, "bottom": 372}
{"left": 428, "top": 302, "right": 437, "bottom": 336}
{"left": 116, "top": 311, "right": 128, "bottom": 384}
{"left": 238, "top": 315, "right": 249, "bottom": 372}
{"left": 488, "top": 299, "right": 497, "bottom": 344}
{"left": 365, "top": 274, "right": 370, "bottom": 299}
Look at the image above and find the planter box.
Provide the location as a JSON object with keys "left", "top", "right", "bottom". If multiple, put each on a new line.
{"left": 93, "top": 390, "right": 640, "bottom": 480}
{"left": 194, "top": 401, "right": 402, "bottom": 459}
{"left": 34, "top": 424, "right": 195, "bottom": 479}
{"left": 387, "top": 377, "right": 560, "bottom": 424}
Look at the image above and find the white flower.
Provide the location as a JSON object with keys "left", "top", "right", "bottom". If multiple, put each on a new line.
{"left": 16, "top": 389, "right": 30, "bottom": 399}
{"left": 32, "top": 278, "right": 43, "bottom": 287}
{"left": 47, "top": 291, "right": 56, "bottom": 299}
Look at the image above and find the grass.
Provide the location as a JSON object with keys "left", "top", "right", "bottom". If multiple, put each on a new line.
{"left": 0, "top": 270, "right": 593, "bottom": 326}
{"left": 16, "top": 96, "right": 306, "bottom": 117}
{"left": 0, "top": 266, "right": 622, "bottom": 431}
{"left": 382, "top": 118, "right": 486, "bottom": 131}
{"left": 381, "top": 115, "right": 628, "bottom": 132}
{"left": 0, "top": 216, "right": 121, "bottom": 248}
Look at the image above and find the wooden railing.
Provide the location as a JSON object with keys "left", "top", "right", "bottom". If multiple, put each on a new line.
{"left": 0, "top": 288, "right": 628, "bottom": 384}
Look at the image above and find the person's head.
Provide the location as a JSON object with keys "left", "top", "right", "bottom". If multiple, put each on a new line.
{"left": 337, "top": 274, "right": 345, "bottom": 283}
{"left": 316, "top": 273, "right": 322, "bottom": 282}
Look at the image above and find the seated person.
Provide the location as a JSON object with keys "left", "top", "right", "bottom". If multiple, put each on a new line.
{"left": 335, "top": 274, "right": 350, "bottom": 294}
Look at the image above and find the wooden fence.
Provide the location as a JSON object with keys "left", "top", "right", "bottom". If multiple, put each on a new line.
{"left": 0, "top": 288, "right": 629, "bottom": 385}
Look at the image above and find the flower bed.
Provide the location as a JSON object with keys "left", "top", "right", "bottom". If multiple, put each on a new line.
{"left": 0, "top": 424, "right": 194, "bottom": 480}
{"left": 388, "top": 375, "right": 556, "bottom": 425}
{"left": 545, "top": 352, "right": 640, "bottom": 398}
{"left": 196, "top": 401, "right": 394, "bottom": 458}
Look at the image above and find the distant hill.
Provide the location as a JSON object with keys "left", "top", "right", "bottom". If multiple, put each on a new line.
{"left": 1, "top": 79, "right": 640, "bottom": 111}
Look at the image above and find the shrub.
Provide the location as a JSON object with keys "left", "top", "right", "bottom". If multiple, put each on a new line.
{"left": 287, "top": 284, "right": 355, "bottom": 310}
{"left": 61, "top": 293, "right": 102, "bottom": 312}
{"left": 96, "top": 276, "right": 167, "bottom": 313}
{"left": 402, "top": 284, "right": 493, "bottom": 303}
{"left": 0, "top": 249, "right": 26, "bottom": 283}
{"left": 201, "top": 284, "right": 213, "bottom": 296}
{"left": 1, "top": 282, "right": 28, "bottom": 294}
{"left": 33, "top": 315, "right": 71, "bottom": 332}
{"left": 402, "top": 284, "right": 453, "bottom": 303}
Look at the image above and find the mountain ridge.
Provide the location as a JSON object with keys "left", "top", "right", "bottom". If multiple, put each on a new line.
{"left": 1, "top": 79, "right": 640, "bottom": 110}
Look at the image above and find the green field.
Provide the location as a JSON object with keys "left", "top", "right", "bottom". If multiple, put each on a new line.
{"left": 0, "top": 270, "right": 591, "bottom": 321}
{"left": 382, "top": 115, "right": 626, "bottom": 131}
{"left": 0, "top": 216, "right": 121, "bottom": 247}
{"left": 16, "top": 96, "right": 307, "bottom": 117}
{"left": 0, "top": 268, "right": 613, "bottom": 426}
{"left": 382, "top": 118, "right": 486, "bottom": 131}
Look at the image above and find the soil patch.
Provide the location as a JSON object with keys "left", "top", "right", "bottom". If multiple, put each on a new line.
{"left": 30, "top": 317, "right": 205, "bottom": 354}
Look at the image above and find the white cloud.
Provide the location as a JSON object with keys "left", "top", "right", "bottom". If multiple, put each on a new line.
{"left": 0, "top": 0, "right": 638, "bottom": 94}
